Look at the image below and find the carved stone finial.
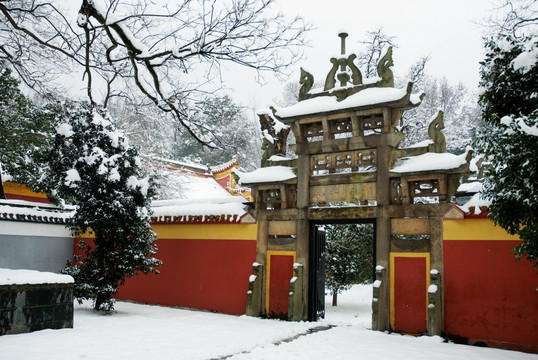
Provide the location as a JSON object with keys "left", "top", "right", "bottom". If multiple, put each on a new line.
{"left": 324, "top": 58, "right": 338, "bottom": 91}
{"left": 427, "top": 110, "right": 446, "bottom": 153}
{"left": 377, "top": 46, "right": 394, "bottom": 87}
{"left": 338, "top": 31, "right": 348, "bottom": 55}
{"left": 347, "top": 54, "right": 362, "bottom": 85}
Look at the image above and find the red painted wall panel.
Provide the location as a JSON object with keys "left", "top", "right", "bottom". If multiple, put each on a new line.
{"left": 444, "top": 240, "right": 538, "bottom": 352}
{"left": 268, "top": 254, "right": 294, "bottom": 319}
{"left": 393, "top": 256, "right": 427, "bottom": 334}
{"left": 114, "top": 238, "right": 256, "bottom": 315}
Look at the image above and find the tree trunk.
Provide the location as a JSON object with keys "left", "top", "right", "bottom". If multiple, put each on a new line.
{"left": 332, "top": 292, "right": 338, "bottom": 307}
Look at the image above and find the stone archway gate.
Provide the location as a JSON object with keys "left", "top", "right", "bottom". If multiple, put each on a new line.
{"left": 240, "top": 33, "right": 472, "bottom": 335}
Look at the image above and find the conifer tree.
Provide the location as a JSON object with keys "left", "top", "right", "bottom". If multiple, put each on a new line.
{"left": 40, "top": 102, "right": 161, "bottom": 310}
{"left": 325, "top": 223, "right": 374, "bottom": 306}
{"left": 0, "top": 61, "right": 56, "bottom": 192}
{"left": 474, "top": 32, "right": 538, "bottom": 267}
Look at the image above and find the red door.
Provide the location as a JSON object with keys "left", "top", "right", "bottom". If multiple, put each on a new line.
{"left": 392, "top": 254, "right": 429, "bottom": 334}
{"left": 268, "top": 253, "right": 295, "bottom": 319}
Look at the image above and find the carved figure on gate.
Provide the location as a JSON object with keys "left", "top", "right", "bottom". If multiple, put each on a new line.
{"left": 259, "top": 113, "right": 291, "bottom": 165}
{"left": 377, "top": 46, "right": 394, "bottom": 88}
{"left": 427, "top": 110, "right": 447, "bottom": 153}
{"left": 298, "top": 68, "right": 314, "bottom": 101}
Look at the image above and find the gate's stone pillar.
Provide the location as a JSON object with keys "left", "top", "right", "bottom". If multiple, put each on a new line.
{"left": 428, "top": 215, "right": 445, "bottom": 335}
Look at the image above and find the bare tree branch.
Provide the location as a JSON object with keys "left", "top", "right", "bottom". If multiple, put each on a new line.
{"left": 0, "top": 0, "right": 312, "bottom": 144}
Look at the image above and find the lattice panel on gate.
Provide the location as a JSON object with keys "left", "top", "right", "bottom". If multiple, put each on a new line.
{"left": 329, "top": 117, "right": 353, "bottom": 139}
{"left": 302, "top": 122, "right": 324, "bottom": 142}
{"left": 261, "top": 188, "right": 282, "bottom": 210}
{"left": 311, "top": 149, "right": 376, "bottom": 175}
{"left": 409, "top": 179, "right": 440, "bottom": 204}
{"left": 360, "top": 114, "right": 384, "bottom": 135}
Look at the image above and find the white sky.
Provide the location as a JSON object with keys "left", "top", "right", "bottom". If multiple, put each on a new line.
{"left": 223, "top": 0, "right": 495, "bottom": 110}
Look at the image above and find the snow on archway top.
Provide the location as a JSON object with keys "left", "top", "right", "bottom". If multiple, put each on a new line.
{"left": 391, "top": 148, "right": 472, "bottom": 174}
{"left": 272, "top": 84, "right": 423, "bottom": 120}
{"left": 233, "top": 166, "right": 296, "bottom": 185}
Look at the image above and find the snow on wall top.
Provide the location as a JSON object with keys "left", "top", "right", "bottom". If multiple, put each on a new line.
{"left": 0, "top": 268, "right": 74, "bottom": 286}
{"left": 0, "top": 199, "right": 73, "bottom": 224}
{"left": 391, "top": 150, "right": 469, "bottom": 174}
{"left": 235, "top": 166, "right": 296, "bottom": 185}
{"left": 272, "top": 86, "right": 422, "bottom": 119}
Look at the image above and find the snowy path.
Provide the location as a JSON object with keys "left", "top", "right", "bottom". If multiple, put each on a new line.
{"left": 1, "top": 285, "right": 535, "bottom": 359}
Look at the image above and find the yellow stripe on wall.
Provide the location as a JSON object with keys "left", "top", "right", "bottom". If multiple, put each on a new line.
{"left": 153, "top": 223, "right": 257, "bottom": 240}
{"left": 443, "top": 219, "right": 520, "bottom": 241}
{"left": 3, "top": 181, "right": 48, "bottom": 199}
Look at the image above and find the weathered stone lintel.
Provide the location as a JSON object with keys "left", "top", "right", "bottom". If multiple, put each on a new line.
{"left": 308, "top": 206, "right": 377, "bottom": 221}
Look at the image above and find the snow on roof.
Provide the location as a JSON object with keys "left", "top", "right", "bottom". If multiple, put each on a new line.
{"left": 457, "top": 181, "right": 483, "bottom": 193}
{"left": 457, "top": 193, "right": 492, "bottom": 216}
{"left": 0, "top": 268, "right": 74, "bottom": 286}
{"left": 152, "top": 169, "right": 251, "bottom": 222}
{"left": 157, "top": 169, "right": 233, "bottom": 201}
{"left": 405, "top": 139, "right": 433, "bottom": 149}
{"left": 268, "top": 154, "right": 298, "bottom": 162}
{"left": 235, "top": 166, "right": 296, "bottom": 185}
{"left": 391, "top": 150, "right": 469, "bottom": 174}
{"left": 210, "top": 158, "right": 239, "bottom": 174}
{"left": 272, "top": 85, "right": 423, "bottom": 119}
{"left": 151, "top": 196, "right": 249, "bottom": 223}
{"left": 152, "top": 156, "right": 209, "bottom": 173}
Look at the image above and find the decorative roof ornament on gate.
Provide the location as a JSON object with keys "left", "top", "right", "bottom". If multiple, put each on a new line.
{"left": 298, "top": 31, "right": 394, "bottom": 102}
{"left": 270, "top": 33, "right": 423, "bottom": 122}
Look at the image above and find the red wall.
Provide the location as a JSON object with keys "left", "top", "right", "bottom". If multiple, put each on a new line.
{"left": 444, "top": 239, "right": 538, "bottom": 352}
{"left": 117, "top": 238, "right": 256, "bottom": 315}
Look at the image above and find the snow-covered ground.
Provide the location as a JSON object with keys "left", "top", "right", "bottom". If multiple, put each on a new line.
{"left": 1, "top": 285, "right": 534, "bottom": 359}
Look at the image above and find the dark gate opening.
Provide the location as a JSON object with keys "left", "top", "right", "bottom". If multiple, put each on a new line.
{"left": 308, "top": 219, "right": 376, "bottom": 322}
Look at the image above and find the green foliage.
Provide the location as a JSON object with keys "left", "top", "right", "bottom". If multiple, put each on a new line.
{"left": 37, "top": 102, "right": 162, "bottom": 310}
{"left": 173, "top": 95, "right": 260, "bottom": 169}
{"left": 474, "top": 33, "right": 538, "bottom": 267}
{"left": 325, "top": 223, "right": 374, "bottom": 297}
{"left": 0, "top": 61, "right": 57, "bottom": 185}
